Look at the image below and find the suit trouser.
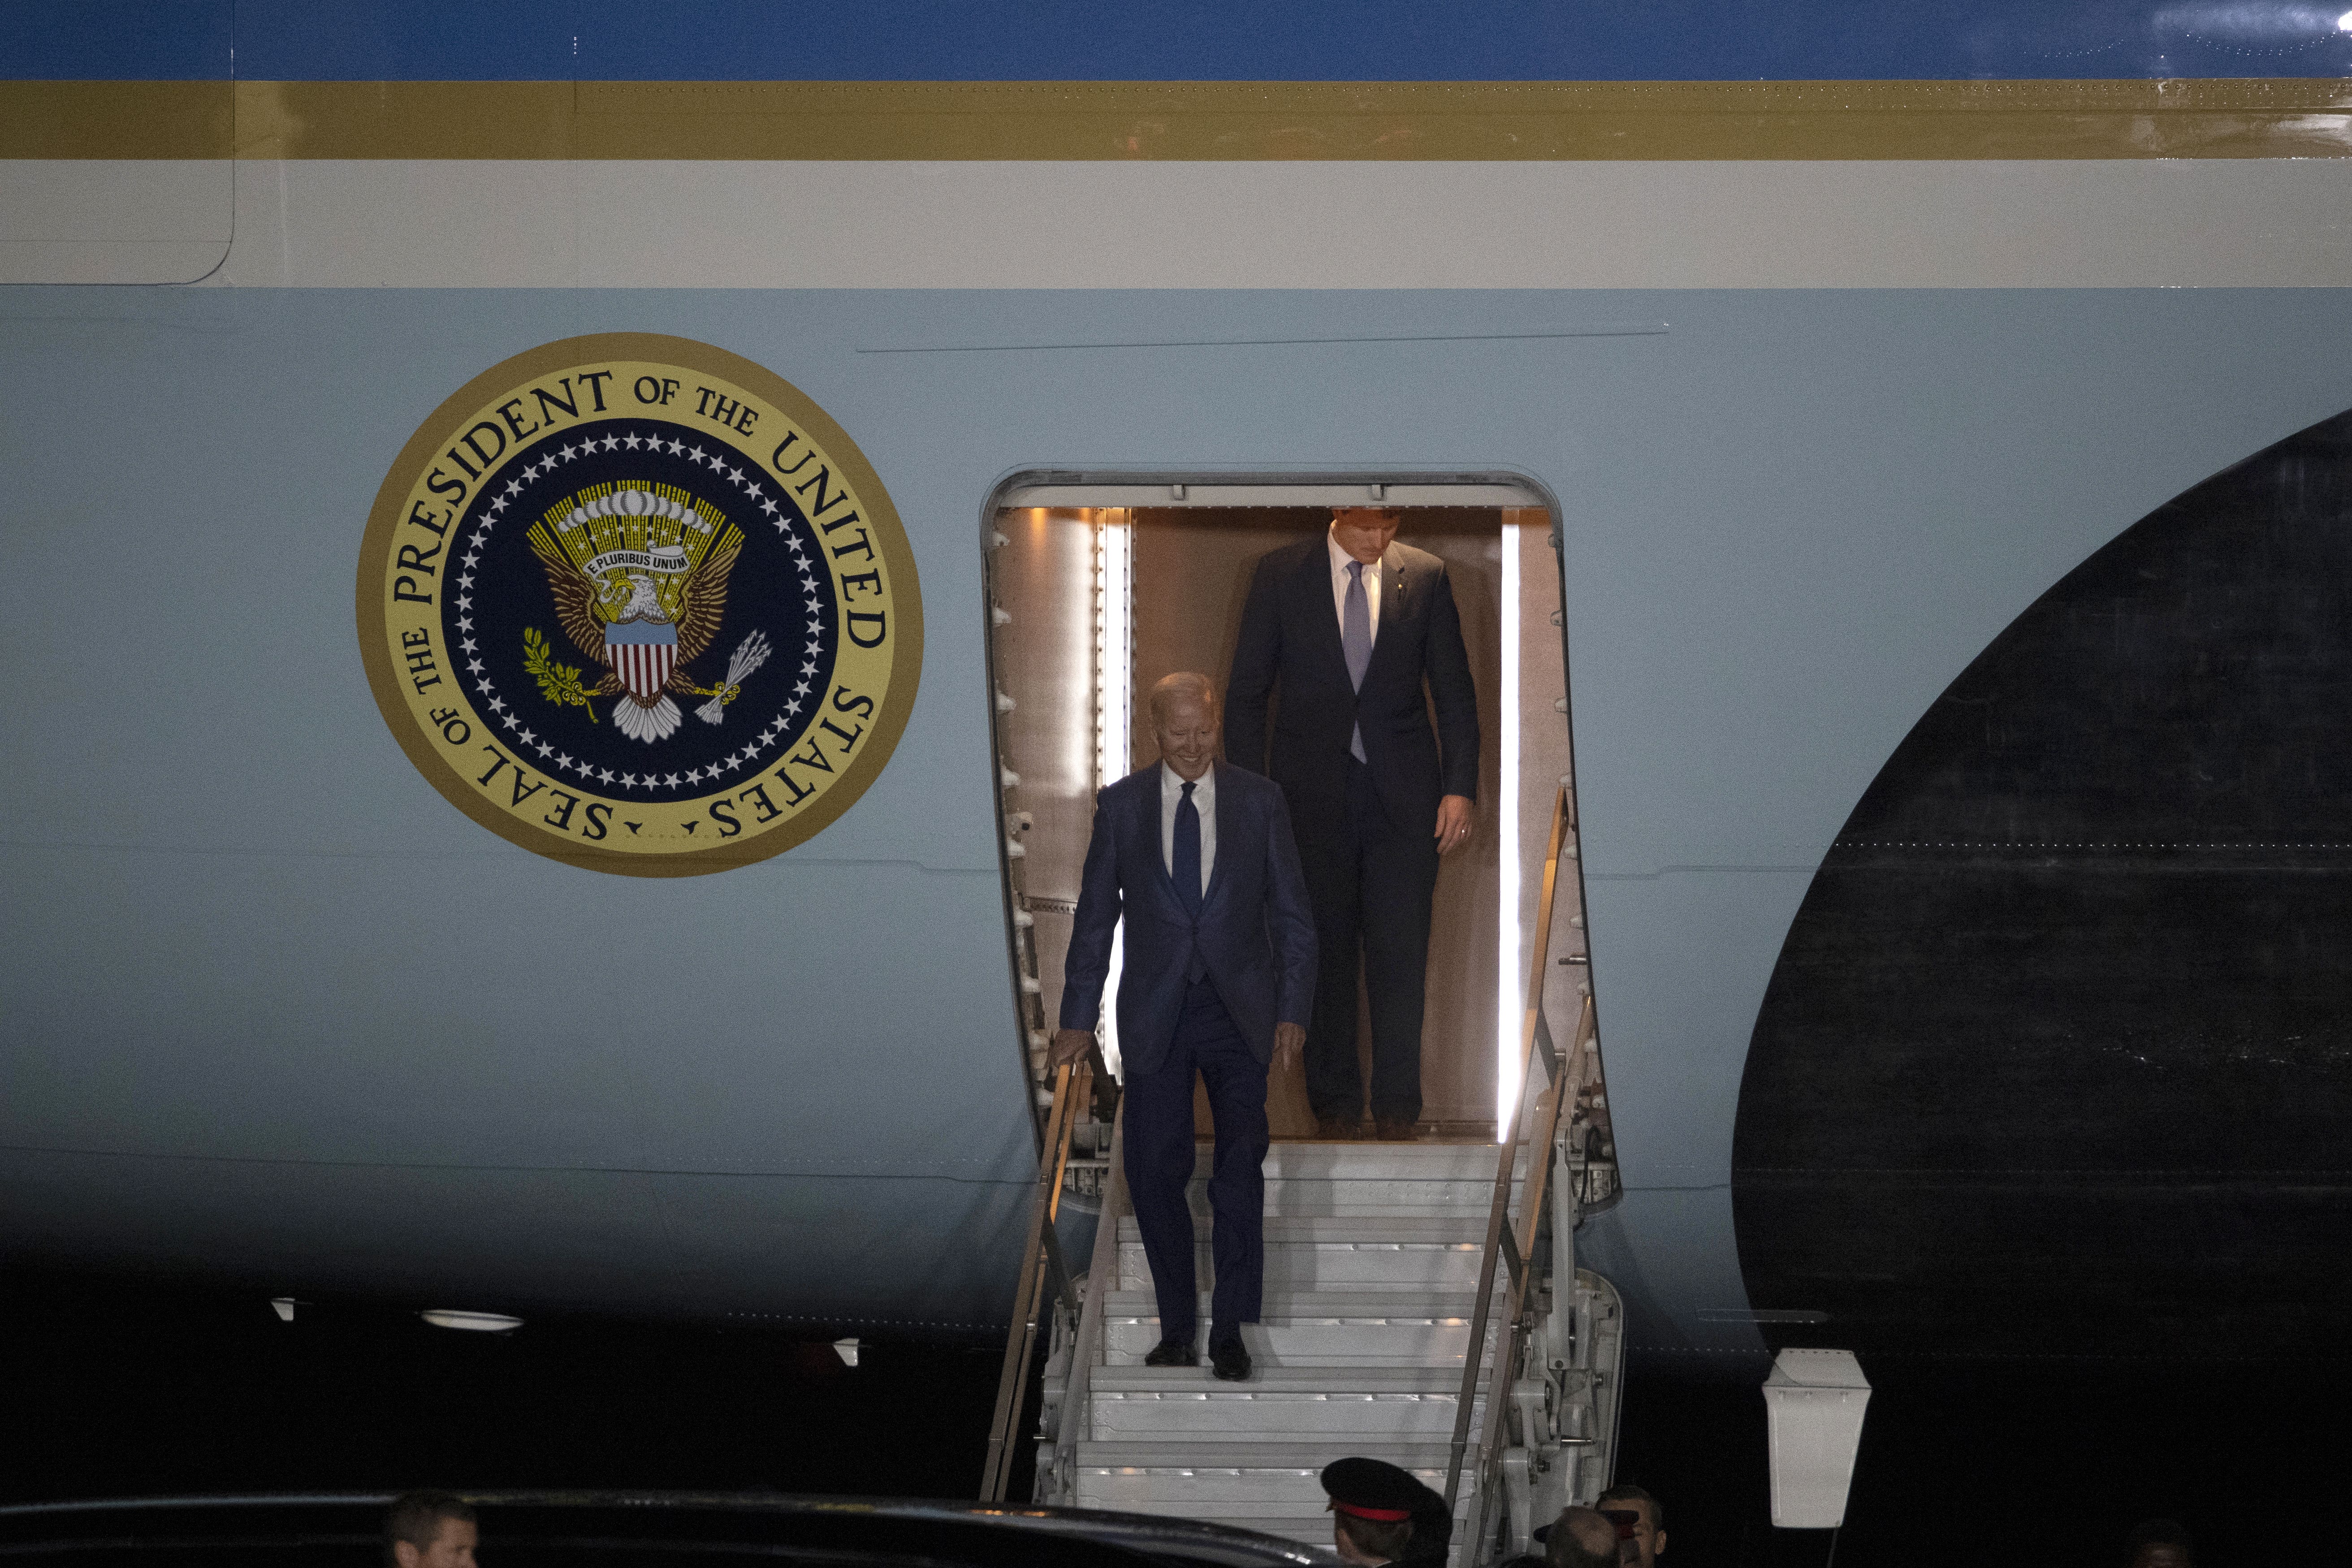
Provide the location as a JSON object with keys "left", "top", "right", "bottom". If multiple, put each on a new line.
{"left": 1123, "top": 976, "right": 1269, "bottom": 1344}
{"left": 1296, "top": 756, "right": 1440, "bottom": 1124}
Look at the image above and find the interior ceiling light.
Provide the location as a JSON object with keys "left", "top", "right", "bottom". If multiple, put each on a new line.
{"left": 421, "top": 1309, "right": 524, "bottom": 1332}
{"left": 1498, "top": 520, "right": 1522, "bottom": 1136}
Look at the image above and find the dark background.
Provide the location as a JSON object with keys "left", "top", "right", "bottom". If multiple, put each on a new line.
{"left": 8, "top": 1266, "right": 2339, "bottom": 1568}
{"left": 1734, "top": 409, "right": 2352, "bottom": 1374}
{"left": 1616, "top": 1360, "right": 2345, "bottom": 1568}
{"left": 0, "top": 1268, "right": 1003, "bottom": 1502}
{"left": 1704, "top": 410, "right": 2352, "bottom": 1564}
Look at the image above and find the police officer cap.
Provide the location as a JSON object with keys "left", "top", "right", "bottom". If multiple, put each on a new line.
{"left": 1320, "top": 1457, "right": 1444, "bottom": 1526}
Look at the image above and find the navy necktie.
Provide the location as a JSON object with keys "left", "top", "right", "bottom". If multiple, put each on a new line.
{"left": 1174, "top": 781, "right": 1206, "bottom": 981}
{"left": 1173, "top": 782, "right": 1202, "bottom": 918}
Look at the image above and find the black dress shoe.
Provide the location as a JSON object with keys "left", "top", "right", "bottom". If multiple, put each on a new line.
{"left": 1208, "top": 1335, "right": 1251, "bottom": 1381}
{"left": 1144, "top": 1338, "right": 1197, "bottom": 1367}
{"left": 1374, "top": 1117, "right": 1419, "bottom": 1141}
{"left": 1316, "top": 1115, "right": 1360, "bottom": 1139}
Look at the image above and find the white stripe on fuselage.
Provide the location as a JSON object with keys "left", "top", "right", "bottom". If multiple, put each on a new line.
{"left": 17, "top": 157, "right": 2352, "bottom": 289}
{"left": 167, "top": 158, "right": 2352, "bottom": 289}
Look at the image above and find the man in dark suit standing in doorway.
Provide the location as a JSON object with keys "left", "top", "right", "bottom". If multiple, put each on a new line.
{"left": 1053, "top": 672, "right": 1317, "bottom": 1381}
{"left": 1226, "top": 507, "right": 1479, "bottom": 1139}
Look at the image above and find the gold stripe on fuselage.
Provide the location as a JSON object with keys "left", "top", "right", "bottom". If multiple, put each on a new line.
{"left": 6, "top": 78, "right": 2352, "bottom": 161}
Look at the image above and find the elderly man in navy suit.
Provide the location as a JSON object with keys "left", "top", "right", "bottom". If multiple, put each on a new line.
{"left": 1052, "top": 671, "right": 1317, "bottom": 1382}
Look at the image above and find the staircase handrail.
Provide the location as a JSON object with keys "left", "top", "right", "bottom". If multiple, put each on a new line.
{"left": 1443, "top": 786, "right": 1578, "bottom": 1548}
{"left": 981, "top": 1058, "right": 1090, "bottom": 1502}
{"left": 1042, "top": 1107, "right": 1128, "bottom": 1499}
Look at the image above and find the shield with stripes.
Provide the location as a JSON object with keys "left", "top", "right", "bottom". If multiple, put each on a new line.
{"left": 603, "top": 617, "right": 679, "bottom": 704}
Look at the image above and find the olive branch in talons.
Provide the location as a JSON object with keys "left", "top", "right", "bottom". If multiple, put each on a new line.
{"left": 522, "top": 626, "right": 599, "bottom": 722}
{"left": 691, "top": 630, "right": 773, "bottom": 724}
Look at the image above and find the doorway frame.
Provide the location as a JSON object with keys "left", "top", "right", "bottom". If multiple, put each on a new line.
{"left": 978, "top": 468, "right": 1575, "bottom": 1151}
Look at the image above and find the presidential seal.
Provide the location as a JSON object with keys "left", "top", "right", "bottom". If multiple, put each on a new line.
{"left": 358, "top": 333, "right": 922, "bottom": 875}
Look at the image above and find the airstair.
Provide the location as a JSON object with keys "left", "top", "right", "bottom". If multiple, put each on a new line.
{"left": 986, "top": 791, "right": 1626, "bottom": 1565}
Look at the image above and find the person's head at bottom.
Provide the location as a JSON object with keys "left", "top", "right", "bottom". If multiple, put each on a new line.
{"left": 2125, "top": 1519, "right": 2194, "bottom": 1568}
{"left": 1334, "top": 1509, "right": 1414, "bottom": 1567}
{"left": 1542, "top": 1506, "right": 1620, "bottom": 1568}
{"left": 385, "top": 1493, "right": 478, "bottom": 1568}
{"left": 1320, "top": 1457, "right": 1441, "bottom": 1566}
{"left": 1595, "top": 1483, "right": 1666, "bottom": 1567}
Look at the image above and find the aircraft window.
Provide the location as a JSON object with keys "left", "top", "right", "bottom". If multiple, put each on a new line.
{"left": 984, "top": 477, "right": 1615, "bottom": 1174}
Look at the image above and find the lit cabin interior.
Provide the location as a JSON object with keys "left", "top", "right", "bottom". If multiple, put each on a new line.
{"left": 985, "top": 482, "right": 1607, "bottom": 1146}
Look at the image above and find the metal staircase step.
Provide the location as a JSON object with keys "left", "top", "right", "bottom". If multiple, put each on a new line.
{"left": 1118, "top": 1216, "right": 1487, "bottom": 1244}
{"left": 1088, "top": 1364, "right": 1488, "bottom": 1439}
{"left": 1178, "top": 1142, "right": 1518, "bottom": 1218}
{"left": 1102, "top": 1289, "right": 1486, "bottom": 1367}
{"left": 1071, "top": 1439, "right": 1481, "bottom": 1514}
{"left": 1188, "top": 1181, "right": 1512, "bottom": 1219}
{"left": 1116, "top": 1215, "right": 1487, "bottom": 1293}
{"left": 1250, "top": 1142, "right": 1509, "bottom": 1179}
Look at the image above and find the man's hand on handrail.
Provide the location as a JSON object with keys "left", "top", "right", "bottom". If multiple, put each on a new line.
{"left": 1049, "top": 1028, "right": 1097, "bottom": 1071}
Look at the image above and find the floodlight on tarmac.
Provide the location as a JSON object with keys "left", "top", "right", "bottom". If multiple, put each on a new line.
{"left": 421, "top": 1309, "right": 524, "bottom": 1332}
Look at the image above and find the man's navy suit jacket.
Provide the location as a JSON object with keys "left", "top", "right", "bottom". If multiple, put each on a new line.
{"left": 1225, "top": 536, "right": 1480, "bottom": 836}
{"left": 1059, "top": 762, "right": 1318, "bottom": 1079}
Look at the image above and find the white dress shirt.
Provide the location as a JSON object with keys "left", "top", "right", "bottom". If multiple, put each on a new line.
{"left": 1159, "top": 761, "right": 1217, "bottom": 899}
{"left": 1327, "top": 526, "right": 1383, "bottom": 652}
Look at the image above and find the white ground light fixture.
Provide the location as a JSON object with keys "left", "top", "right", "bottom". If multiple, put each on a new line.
{"left": 421, "top": 1309, "right": 524, "bottom": 1332}
{"left": 1762, "top": 1347, "right": 1872, "bottom": 1528}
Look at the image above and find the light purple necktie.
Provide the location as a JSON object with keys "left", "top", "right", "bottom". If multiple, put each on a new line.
{"left": 1344, "top": 561, "right": 1371, "bottom": 762}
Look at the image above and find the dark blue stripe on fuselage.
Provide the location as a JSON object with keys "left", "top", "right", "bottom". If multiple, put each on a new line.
{"left": 10, "top": 0, "right": 2352, "bottom": 83}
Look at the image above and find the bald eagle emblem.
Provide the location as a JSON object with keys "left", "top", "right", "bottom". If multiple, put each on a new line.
{"left": 526, "top": 483, "right": 767, "bottom": 743}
